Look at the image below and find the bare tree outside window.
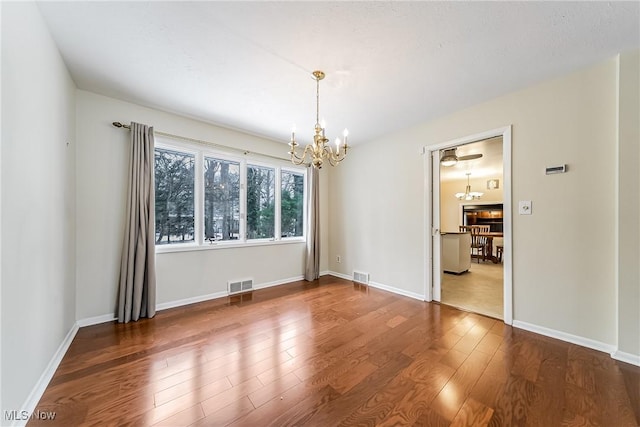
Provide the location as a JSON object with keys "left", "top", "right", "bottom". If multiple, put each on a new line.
{"left": 247, "top": 165, "right": 275, "bottom": 239}
{"left": 281, "top": 170, "right": 304, "bottom": 237}
{"left": 154, "top": 148, "right": 195, "bottom": 244}
{"left": 204, "top": 157, "right": 240, "bottom": 241}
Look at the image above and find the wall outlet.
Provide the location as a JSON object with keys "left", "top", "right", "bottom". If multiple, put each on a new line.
{"left": 336, "top": 255, "right": 342, "bottom": 263}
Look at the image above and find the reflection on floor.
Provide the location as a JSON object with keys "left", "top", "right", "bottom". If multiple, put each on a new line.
{"left": 441, "top": 260, "right": 503, "bottom": 319}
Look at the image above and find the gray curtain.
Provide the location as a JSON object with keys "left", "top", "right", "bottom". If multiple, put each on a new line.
{"left": 304, "top": 166, "right": 320, "bottom": 281}
{"left": 117, "top": 122, "right": 157, "bottom": 323}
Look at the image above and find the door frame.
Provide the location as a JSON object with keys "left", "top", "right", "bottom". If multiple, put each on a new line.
{"left": 423, "top": 126, "right": 513, "bottom": 325}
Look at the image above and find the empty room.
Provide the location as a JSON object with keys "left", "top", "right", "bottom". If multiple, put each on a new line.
{"left": 1, "top": 1, "right": 639, "bottom": 426}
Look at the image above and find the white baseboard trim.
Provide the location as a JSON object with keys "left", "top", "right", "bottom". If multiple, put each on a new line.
{"left": 319, "top": 270, "right": 331, "bottom": 277}
{"left": 612, "top": 350, "right": 640, "bottom": 367}
{"left": 78, "top": 275, "right": 310, "bottom": 327}
{"left": 156, "top": 290, "right": 228, "bottom": 311}
{"left": 253, "top": 275, "right": 304, "bottom": 290}
{"left": 15, "top": 322, "right": 79, "bottom": 427}
{"left": 512, "top": 320, "right": 616, "bottom": 354}
{"left": 327, "top": 271, "right": 351, "bottom": 281}
{"left": 325, "top": 271, "right": 425, "bottom": 301}
{"left": 368, "top": 280, "right": 425, "bottom": 301}
{"left": 76, "top": 313, "right": 116, "bottom": 327}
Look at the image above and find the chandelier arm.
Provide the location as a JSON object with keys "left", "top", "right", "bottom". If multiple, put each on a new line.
{"left": 326, "top": 147, "right": 345, "bottom": 167}
{"left": 290, "top": 151, "right": 305, "bottom": 163}
{"left": 289, "top": 143, "right": 309, "bottom": 165}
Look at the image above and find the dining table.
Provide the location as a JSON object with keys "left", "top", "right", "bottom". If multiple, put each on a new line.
{"left": 476, "top": 232, "right": 504, "bottom": 263}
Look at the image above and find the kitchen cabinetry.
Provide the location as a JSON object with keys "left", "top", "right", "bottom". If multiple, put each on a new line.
{"left": 463, "top": 204, "right": 503, "bottom": 232}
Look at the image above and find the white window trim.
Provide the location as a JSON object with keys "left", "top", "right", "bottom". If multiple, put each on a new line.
{"left": 280, "top": 166, "right": 307, "bottom": 242}
{"left": 154, "top": 136, "right": 306, "bottom": 253}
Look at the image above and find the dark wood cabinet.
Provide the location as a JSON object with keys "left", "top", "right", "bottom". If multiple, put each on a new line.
{"left": 463, "top": 204, "right": 503, "bottom": 232}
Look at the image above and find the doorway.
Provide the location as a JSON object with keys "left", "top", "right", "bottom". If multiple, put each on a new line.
{"left": 424, "top": 126, "right": 513, "bottom": 324}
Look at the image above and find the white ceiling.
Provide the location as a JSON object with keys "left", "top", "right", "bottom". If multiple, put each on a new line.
{"left": 37, "top": 1, "right": 639, "bottom": 146}
{"left": 440, "top": 137, "right": 503, "bottom": 182}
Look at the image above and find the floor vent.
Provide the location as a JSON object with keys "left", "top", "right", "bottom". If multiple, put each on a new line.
{"left": 353, "top": 271, "right": 370, "bottom": 285}
{"left": 228, "top": 279, "right": 253, "bottom": 295}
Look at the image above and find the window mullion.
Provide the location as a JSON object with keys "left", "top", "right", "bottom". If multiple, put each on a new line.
{"left": 275, "top": 167, "right": 282, "bottom": 241}
{"left": 195, "top": 153, "right": 204, "bottom": 246}
{"left": 240, "top": 159, "right": 247, "bottom": 243}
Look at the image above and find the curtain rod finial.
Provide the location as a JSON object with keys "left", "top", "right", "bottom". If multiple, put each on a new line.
{"left": 112, "top": 121, "right": 124, "bottom": 128}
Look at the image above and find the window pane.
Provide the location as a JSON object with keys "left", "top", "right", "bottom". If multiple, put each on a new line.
{"left": 281, "top": 171, "right": 304, "bottom": 237}
{"left": 247, "top": 165, "right": 275, "bottom": 239}
{"left": 204, "top": 157, "right": 240, "bottom": 241}
{"left": 154, "top": 148, "right": 195, "bottom": 244}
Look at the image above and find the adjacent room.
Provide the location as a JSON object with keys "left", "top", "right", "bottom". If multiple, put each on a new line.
{"left": 439, "top": 137, "right": 505, "bottom": 320}
{"left": 2, "top": 1, "right": 639, "bottom": 426}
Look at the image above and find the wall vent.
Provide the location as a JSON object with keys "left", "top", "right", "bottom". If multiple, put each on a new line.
{"left": 228, "top": 279, "right": 253, "bottom": 295}
{"left": 353, "top": 271, "right": 370, "bottom": 285}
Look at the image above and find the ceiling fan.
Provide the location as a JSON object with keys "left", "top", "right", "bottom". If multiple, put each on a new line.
{"left": 440, "top": 147, "right": 483, "bottom": 167}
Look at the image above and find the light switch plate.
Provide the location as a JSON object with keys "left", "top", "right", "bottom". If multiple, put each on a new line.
{"left": 519, "top": 200, "right": 532, "bottom": 215}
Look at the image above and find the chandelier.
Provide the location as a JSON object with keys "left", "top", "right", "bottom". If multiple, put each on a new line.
{"left": 455, "top": 173, "right": 484, "bottom": 200}
{"left": 289, "top": 70, "right": 348, "bottom": 169}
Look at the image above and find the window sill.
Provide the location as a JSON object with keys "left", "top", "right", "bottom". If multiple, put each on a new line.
{"left": 155, "top": 238, "right": 306, "bottom": 254}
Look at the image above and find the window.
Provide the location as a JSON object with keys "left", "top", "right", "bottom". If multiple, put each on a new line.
{"left": 204, "top": 157, "right": 240, "bottom": 241}
{"left": 281, "top": 170, "right": 304, "bottom": 237}
{"left": 154, "top": 138, "right": 306, "bottom": 250}
{"left": 247, "top": 165, "right": 275, "bottom": 239}
{"left": 154, "top": 148, "right": 195, "bottom": 245}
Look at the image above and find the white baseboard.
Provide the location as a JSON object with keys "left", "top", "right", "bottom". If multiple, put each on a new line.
{"left": 156, "top": 290, "right": 228, "bottom": 311}
{"left": 253, "top": 275, "right": 304, "bottom": 290}
{"left": 76, "top": 313, "right": 116, "bottom": 327}
{"left": 612, "top": 350, "right": 640, "bottom": 367}
{"left": 327, "top": 271, "right": 351, "bottom": 281}
{"left": 512, "top": 320, "right": 616, "bottom": 354}
{"left": 14, "top": 322, "right": 79, "bottom": 427}
{"left": 319, "top": 270, "right": 331, "bottom": 277}
{"left": 368, "top": 280, "right": 425, "bottom": 301}
{"left": 79, "top": 276, "right": 308, "bottom": 326}
{"left": 326, "top": 271, "right": 425, "bottom": 301}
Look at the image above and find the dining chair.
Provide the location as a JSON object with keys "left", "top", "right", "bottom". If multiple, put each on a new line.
{"left": 470, "top": 231, "right": 487, "bottom": 262}
{"left": 476, "top": 225, "right": 490, "bottom": 233}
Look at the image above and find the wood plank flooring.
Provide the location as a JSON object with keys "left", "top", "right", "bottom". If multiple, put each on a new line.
{"left": 29, "top": 276, "right": 640, "bottom": 426}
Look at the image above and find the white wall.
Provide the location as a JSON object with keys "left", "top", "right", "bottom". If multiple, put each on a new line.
{"left": 75, "top": 91, "right": 329, "bottom": 320}
{"left": 330, "top": 58, "right": 621, "bottom": 347}
{"left": 617, "top": 50, "right": 640, "bottom": 358}
{"left": 1, "top": 1, "right": 77, "bottom": 416}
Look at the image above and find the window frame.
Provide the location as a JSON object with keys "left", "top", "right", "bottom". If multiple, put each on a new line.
{"left": 154, "top": 136, "right": 307, "bottom": 253}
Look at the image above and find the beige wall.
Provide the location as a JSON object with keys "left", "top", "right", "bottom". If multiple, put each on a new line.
{"left": 76, "top": 91, "right": 329, "bottom": 320}
{"left": 617, "top": 50, "right": 640, "bottom": 358}
{"left": 440, "top": 176, "right": 504, "bottom": 233}
{"left": 1, "top": 1, "right": 77, "bottom": 414}
{"left": 330, "top": 57, "right": 621, "bottom": 347}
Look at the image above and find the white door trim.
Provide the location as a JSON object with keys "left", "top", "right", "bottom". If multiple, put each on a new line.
{"left": 423, "top": 126, "right": 513, "bottom": 325}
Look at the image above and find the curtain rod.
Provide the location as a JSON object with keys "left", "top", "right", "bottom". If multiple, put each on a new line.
{"left": 111, "top": 122, "right": 289, "bottom": 163}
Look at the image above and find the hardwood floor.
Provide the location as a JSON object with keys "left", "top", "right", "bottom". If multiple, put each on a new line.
{"left": 29, "top": 276, "right": 639, "bottom": 426}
